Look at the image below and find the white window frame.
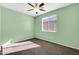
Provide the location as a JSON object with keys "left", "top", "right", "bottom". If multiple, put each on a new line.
{"left": 42, "top": 15, "right": 57, "bottom": 32}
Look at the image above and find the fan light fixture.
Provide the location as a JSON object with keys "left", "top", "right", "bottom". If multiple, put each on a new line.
{"left": 33, "top": 7, "right": 40, "bottom": 12}
{"left": 27, "top": 3, "right": 45, "bottom": 14}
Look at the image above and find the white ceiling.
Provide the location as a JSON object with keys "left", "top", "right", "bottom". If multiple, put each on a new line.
{"left": 1, "top": 3, "right": 72, "bottom": 16}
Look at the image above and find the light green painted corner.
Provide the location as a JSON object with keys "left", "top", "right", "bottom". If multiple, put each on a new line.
{"left": 35, "top": 4, "right": 79, "bottom": 50}
{"left": 0, "top": 5, "right": 34, "bottom": 45}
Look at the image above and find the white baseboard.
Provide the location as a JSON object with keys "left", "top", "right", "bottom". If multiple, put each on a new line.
{"left": 36, "top": 37, "right": 79, "bottom": 50}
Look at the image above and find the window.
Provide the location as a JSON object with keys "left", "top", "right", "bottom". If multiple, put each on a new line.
{"left": 42, "top": 15, "right": 56, "bottom": 32}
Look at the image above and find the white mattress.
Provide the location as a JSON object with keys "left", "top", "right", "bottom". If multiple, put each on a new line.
{"left": 2, "top": 41, "right": 40, "bottom": 54}
{"left": 2, "top": 41, "right": 33, "bottom": 48}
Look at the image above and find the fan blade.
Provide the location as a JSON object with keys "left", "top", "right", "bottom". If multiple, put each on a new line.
{"left": 40, "top": 9, "right": 45, "bottom": 11}
{"left": 27, "top": 9, "right": 33, "bottom": 11}
{"left": 28, "top": 3, "right": 34, "bottom": 7}
{"left": 36, "top": 12, "right": 38, "bottom": 14}
{"left": 39, "top": 3, "right": 44, "bottom": 7}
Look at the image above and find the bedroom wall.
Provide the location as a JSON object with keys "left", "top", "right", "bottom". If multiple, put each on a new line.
{"left": 0, "top": 5, "right": 34, "bottom": 45}
{"left": 35, "top": 4, "right": 79, "bottom": 50}
{"left": 0, "top": 5, "right": 1, "bottom": 51}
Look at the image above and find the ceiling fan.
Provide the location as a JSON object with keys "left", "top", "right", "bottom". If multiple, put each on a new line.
{"left": 27, "top": 3, "right": 45, "bottom": 14}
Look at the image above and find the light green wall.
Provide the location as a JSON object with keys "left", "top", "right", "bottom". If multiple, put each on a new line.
{"left": 0, "top": 6, "right": 34, "bottom": 45}
{"left": 0, "top": 5, "right": 1, "bottom": 44}
{"left": 35, "top": 4, "right": 79, "bottom": 50}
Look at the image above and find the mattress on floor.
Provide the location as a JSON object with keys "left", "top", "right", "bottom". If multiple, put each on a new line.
{"left": 2, "top": 41, "right": 40, "bottom": 54}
